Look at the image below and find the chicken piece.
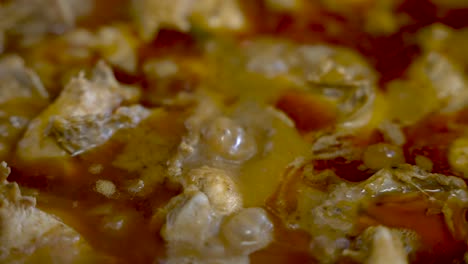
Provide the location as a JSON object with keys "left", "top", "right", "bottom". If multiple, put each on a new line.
{"left": 16, "top": 62, "right": 141, "bottom": 179}
{"left": 365, "top": 226, "right": 408, "bottom": 264}
{"left": 161, "top": 188, "right": 240, "bottom": 264}
{"left": 161, "top": 186, "right": 273, "bottom": 264}
{"left": 25, "top": 24, "right": 139, "bottom": 97}
{"left": 167, "top": 94, "right": 304, "bottom": 207}
{"left": 449, "top": 137, "right": 468, "bottom": 178}
{"left": 162, "top": 188, "right": 217, "bottom": 246}
{"left": 244, "top": 39, "right": 378, "bottom": 131}
{"left": 131, "top": 0, "right": 247, "bottom": 40}
{"left": 417, "top": 24, "right": 468, "bottom": 69}
{"left": 272, "top": 163, "right": 468, "bottom": 263}
{"left": 343, "top": 226, "right": 413, "bottom": 264}
{"left": 387, "top": 25, "right": 468, "bottom": 125}
{"left": 410, "top": 52, "right": 468, "bottom": 112}
{"left": 0, "top": 162, "right": 110, "bottom": 263}
{"left": 0, "top": 55, "right": 49, "bottom": 161}
{"left": 131, "top": 0, "right": 193, "bottom": 39}
{"left": 187, "top": 166, "right": 242, "bottom": 215}
{"left": 93, "top": 25, "right": 140, "bottom": 73}
{"left": 0, "top": 55, "right": 48, "bottom": 105}
{"left": 0, "top": 0, "right": 93, "bottom": 47}
{"left": 386, "top": 52, "right": 468, "bottom": 124}
{"left": 168, "top": 95, "right": 239, "bottom": 178}
{"left": 49, "top": 105, "right": 149, "bottom": 156}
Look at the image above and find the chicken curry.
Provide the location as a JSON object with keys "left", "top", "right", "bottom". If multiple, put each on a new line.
{"left": 0, "top": 0, "right": 468, "bottom": 263}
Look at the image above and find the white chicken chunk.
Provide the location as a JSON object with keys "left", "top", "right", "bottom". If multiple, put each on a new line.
{"left": 0, "top": 55, "right": 49, "bottom": 161}
{"left": 48, "top": 105, "right": 149, "bottom": 156}
{"left": 93, "top": 26, "right": 139, "bottom": 73}
{"left": 0, "top": 55, "right": 48, "bottom": 104}
{"left": 0, "top": 0, "right": 93, "bottom": 47}
{"left": 187, "top": 166, "right": 242, "bottom": 215}
{"left": 0, "top": 162, "right": 108, "bottom": 263}
{"left": 162, "top": 188, "right": 216, "bottom": 245}
{"left": 131, "top": 0, "right": 247, "bottom": 40}
{"left": 16, "top": 62, "right": 143, "bottom": 177}
{"left": 244, "top": 38, "right": 378, "bottom": 130}
{"left": 343, "top": 226, "right": 413, "bottom": 264}
{"left": 160, "top": 164, "right": 272, "bottom": 264}
{"left": 387, "top": 24, "right": 468, "bottom": 125}
{"left": 365, "top": 226, "right": 408, "bottom": 264}
{"left": 162, "top": 189, "right": 273, "bottom": 264}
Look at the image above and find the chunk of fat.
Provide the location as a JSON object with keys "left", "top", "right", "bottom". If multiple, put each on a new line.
{"left": 0, "top": 162, "right": 106, "bottom": 263}
{"left": 388, "top": 26, "right": 468, "bottom": 125}
{"left": 131, "top": 0, "right": 247, "bottom": 40}
{"left": 16, "top": 62, "right": 142, "bottom": 177}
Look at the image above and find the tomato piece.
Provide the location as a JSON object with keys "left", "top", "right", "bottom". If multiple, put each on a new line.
{"left": 276, "top": 90, "right": 338, "bottom": 133}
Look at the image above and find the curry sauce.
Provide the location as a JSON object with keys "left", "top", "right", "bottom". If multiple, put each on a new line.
{"left": 1, "top": 0, "right": 468, "bottom": 263}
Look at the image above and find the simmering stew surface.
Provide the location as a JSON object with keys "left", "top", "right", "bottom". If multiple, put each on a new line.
{"left": 1, "top": 0, "right": 468, "bottom": 263}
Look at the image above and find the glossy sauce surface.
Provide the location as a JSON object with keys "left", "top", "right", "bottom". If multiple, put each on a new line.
{"left": 4, "top": 0, "right": 468, "bottom": 263}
